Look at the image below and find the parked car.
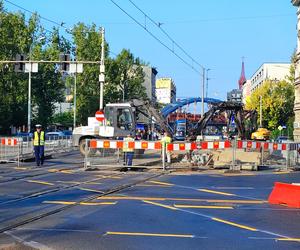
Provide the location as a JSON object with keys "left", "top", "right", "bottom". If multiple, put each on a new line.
{"left": 275, "top": 136, "right": 291, "bottom": 143}
{"left": 45, "top": 131, "right": 64, "bottom": 140}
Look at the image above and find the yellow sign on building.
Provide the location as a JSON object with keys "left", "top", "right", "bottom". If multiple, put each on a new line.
{"left": 156, "top": 78, "right": 172, "bottom": 89}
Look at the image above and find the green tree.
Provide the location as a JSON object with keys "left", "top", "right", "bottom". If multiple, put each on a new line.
{"left": 71, "top": 23, "right": 146, "bottom": 125}
{"left": 246, "top": 80, "right": 294, "bottom": 131}
{"left": 0, "top": 4, "right": 38, "bottom": 133}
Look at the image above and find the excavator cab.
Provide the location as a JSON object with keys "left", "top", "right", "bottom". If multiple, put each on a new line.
{"left": 104, "top": 103, "right": 136, "bottom": 138}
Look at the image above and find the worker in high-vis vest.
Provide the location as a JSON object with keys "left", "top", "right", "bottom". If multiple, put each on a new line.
{"left": 123, "top": 133, "right": 135, "bottom": 167}
{"left": 33, "top": 124, "right": 45, "bottom": 166}
{"left": 161, "top": 131, "right": 172, "bottom": 164}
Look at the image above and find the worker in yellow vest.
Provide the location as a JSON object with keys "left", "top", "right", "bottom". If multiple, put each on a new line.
{"left": 161, "top": 131, "right": 172, "bottom": 164}
{"left": 33, "top": 124, "right": 45, "bottom": 167}
{"left": 123, "top": 133, "right": 135, "bottom": 167}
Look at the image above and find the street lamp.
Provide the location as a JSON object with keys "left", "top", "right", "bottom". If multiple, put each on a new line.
{"left": 27, "top": 36, "right": 45, "bottom": 133}
{"left": 206, "top": 68, "right": 211, "bottom": 98}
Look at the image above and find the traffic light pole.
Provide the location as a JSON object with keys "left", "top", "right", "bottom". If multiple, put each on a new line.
{"left": 99, "top": 27, "right": 105, "bottom": 110}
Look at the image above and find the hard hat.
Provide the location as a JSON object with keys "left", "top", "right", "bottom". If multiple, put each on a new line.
{"left": 35, "top": 124, "right": 42, "bottom": 128}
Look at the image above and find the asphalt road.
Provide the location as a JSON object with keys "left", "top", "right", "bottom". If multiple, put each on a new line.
{"left": 0, "top": 151, "right": 300, "bottom": 250}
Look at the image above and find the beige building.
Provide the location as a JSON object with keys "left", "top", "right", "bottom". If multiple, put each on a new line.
{"left": 292, "top": 0, "right": 300, "bottom": 140}
{"left": 242, "top": 80, "right": 251, "bottom": 104}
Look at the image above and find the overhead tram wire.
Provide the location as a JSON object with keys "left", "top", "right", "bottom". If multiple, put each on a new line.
{"left": 128, "top": 0, "right": 204, "bottom": 70}
{"left": 109, "top": 0, "right": 201, "bottom": 74}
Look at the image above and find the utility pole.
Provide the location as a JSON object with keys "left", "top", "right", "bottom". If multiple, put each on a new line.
{"left": 201, "top": 67, "right": 205, "bottom": 116}
{"left": 27, "top": 65, "right": 31, "bottom": 133}
{"left": 73, "top": 71, "right": 77, "bottom": 129}
{"left": 99, "top": 27, "right": 105, "bottom": 110}
{"left": 259, "top": 95, "right": 262, "bottom": 127}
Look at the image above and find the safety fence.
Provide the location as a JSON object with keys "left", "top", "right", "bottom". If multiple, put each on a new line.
{"left": 84, "top": 139, "right": 300, "bottom": 171}
{"left": 0, "top": 136, "right": 74, "bottom": 166}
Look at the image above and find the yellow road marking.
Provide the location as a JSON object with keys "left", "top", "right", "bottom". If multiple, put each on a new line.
{"left": 43, "top": 201, "right": 116, "bottom": 206}
{"left": 56, "top": 181, "right": 81, "bottom": 184}
{"left": 198, "top": 189, "right": 235, "bottom": 196}
{"left": 143, "top": 200, "right": 177, "bottom": 210}
{"left": 147, "top": 181, "right": 174, "bottom": 186}
{"left": 79, "top": 202, "right": 117, "bottom": 206}
{"left": 43, "top": 201, "right": 76, "bottom": 205}
{"left": 174, "top": 204, "right": 233, "bottom": 209}
{"left": 276, "top": 238, "right": 300, "bottom": 242}
{"left": 48, "top": 169, "right": 59, "bottom": 173}
{"left": 106, "top": 231, "right": 194, "bottom": 238}
{"left": 26, "top": 180, "right": 54, "bottom": 186}
{"left": 59, "top": 170, "right": 74, "bottom": 174}
{"left": 97, "top": 196, "right": 265, "bottom": 204}
{"left": 212, "top": 217, "right": 257, "bottom": 231}
{"left": 274, "top": 172, "right": 291, "bottom": 175}
{"left": 14, "top": 167, "right": 28, "bottom": 170}
{"left": 97, "top": 196, "right": 166, "bottom": 201}
{"left": 85, "top": 182, "right": 103, "bottom": 185}
{"left": 96, "top": 175, "right": 122, "bottom": 179}
{"left": 136, "top": 184, "right": 170, "bottom": 188}
{"left": 222, "top": 173, "right": 255, "bottom": 176}
{"left": 79, "top": 187, "right": 104, "bottom": 194}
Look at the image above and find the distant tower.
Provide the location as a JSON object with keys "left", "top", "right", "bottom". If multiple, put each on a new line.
{"left": 238, "top": 59, "right": 246, "bottom": 90}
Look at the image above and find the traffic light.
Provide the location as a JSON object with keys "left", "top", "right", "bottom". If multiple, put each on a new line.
{"left": 59, "top": 53, "right": 70, "bottom": 72}
{"left": 14, "top": 54, "right": 25, "bottom": 72}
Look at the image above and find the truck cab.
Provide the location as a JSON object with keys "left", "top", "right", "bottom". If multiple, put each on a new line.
{"left": 73, "top": 103, "right": 136, "bottom": 154}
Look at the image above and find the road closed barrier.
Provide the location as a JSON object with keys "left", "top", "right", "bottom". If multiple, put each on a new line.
{"left": 85, "top": 139, "right": 299, "bottom": 170}
{"left": 0, "top": 137, "right": 21, "bottom": 165}
{"left": 268, "top": 182, "right": 300, "bottom": 208}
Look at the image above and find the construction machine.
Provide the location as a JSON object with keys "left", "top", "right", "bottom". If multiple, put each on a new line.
{"left": 73, "top": 99, "right": 172, "bottom": 155}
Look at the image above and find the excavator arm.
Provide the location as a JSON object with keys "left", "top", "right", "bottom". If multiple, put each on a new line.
{"left": 131, "top": 99, "right": 174, "bottom": 135}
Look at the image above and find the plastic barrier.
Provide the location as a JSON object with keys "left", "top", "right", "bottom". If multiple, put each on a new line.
{"left": 268, "top": 182, "right": 300, "bottom": 208}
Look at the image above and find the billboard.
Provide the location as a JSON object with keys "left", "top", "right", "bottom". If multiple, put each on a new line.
{"left": 156, "top": 78, "right": 172, "bottom": 89}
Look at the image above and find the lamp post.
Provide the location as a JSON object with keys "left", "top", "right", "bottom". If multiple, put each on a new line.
{"left": 206, "top": 68, "right": 211, "bottom": 98}
{"left": 27, "top": 36, "right": 45, "bottom": 133}
{"left": 201, "top": 67, "right": 205, "bottom": 116}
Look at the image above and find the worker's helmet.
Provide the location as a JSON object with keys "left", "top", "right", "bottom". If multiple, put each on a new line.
{"left": 35, "top": 124, "right": 42, "bottom": 128}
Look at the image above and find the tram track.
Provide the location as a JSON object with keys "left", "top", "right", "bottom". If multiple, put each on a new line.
{"left": 0, "top": 171, "right": 165, "bottom": 234}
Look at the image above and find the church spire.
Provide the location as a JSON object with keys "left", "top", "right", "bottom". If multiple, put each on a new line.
{"left": 238, "top": 58, "right": 246, "bottom": 90}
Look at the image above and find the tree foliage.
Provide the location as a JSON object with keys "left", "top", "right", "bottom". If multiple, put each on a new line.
{"left": 0, "top": 5, "right": 147, "bottom": 132}
{"left": 246, "top": 79, "right": 294, "bottom": 131}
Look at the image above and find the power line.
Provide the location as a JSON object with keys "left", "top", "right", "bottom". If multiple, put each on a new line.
{"left": 109, "top": 0, "right": 201, "bottom": 74}
{"left": 128, "top": 0, "right": 204, "bottom": 69}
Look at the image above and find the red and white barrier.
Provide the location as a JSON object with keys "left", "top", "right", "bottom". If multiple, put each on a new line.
{"left": 89, "top": 139, "right": 293, "bottom": 152}
{"left": 89, "top": 140, "right": 161, "bottom": 150}
{"left": 0, "top": 138, "right": 18, "bottom": 146}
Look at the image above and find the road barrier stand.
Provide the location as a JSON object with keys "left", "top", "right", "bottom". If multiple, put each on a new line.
{"left": 0, "top": 136, "right": 74, "bottom": 167}
{"left": 85, "top": 139, "right": 163, "bottom": 170}
{"left": 0, "top": 137, "right": 21, "bottom": 166}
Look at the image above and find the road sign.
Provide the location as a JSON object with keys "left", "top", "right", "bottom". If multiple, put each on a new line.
{"left": 95, "top": 110, "right": 105, "bottom": 122}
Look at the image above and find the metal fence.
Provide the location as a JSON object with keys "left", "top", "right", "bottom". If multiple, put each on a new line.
{"left": 0, "top": 136, "right": 74, "bottom": 166}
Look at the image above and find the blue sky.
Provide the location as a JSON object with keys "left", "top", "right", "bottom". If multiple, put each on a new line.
{"left": 3, "top": 0, "right": 297, "bottom": 101}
